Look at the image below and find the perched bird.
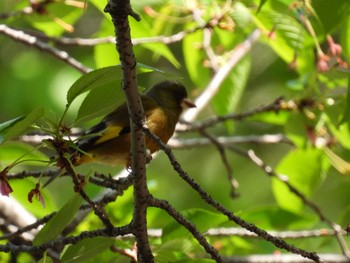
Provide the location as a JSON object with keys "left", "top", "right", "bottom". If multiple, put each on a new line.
{"left": 72, "top": 81, "right": 195, "bottom": 167}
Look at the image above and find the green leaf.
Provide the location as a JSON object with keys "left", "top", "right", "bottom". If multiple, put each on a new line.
{"left": 0, "top": 116, "right": 24, "bottom": 144}
{"left": 329, "top": 122, "right": 350, "bottom": 150}
{"left": 250, "top": 111, "right": 290, "bottom": 126}
{"left": 143, "top": 42, "right": 180, "bottom": 68}
{"left": 339, "top": 77, "right": 350, "bottom": 128}
{"left": 256, "top": 0, "right": 268, "bottom": 14}
{"left": 242, "top": 205, "right": 317, "bottom": 230}
{"left": 183, "top": 29, "right": 210, "bottom": 87}
{"left": 129, "top": 17, "right": 180, "bottom": 68}
{"left": 341, "top": 16, "right": 350, "bottom": 62}
{"left": 212, "top": 56, "right": 251, "bottom": 117}
{"left": 1, "top": 108, "right": 44, "bottom": 144}
{"left": 272, "top": 148, "right": 326, "bottom": 214}
{"left": 75, "top": 83, "right": 123, "bottom": 124}
{"left": 0, "top": 141, "right": 48, "bottom": 168}
{"left": 253, "top": 11, "right": 314, "bottom": 74}
{"left": 311, "top": 0, "right": 350, "bottom": 34}
{"left": 61, "top": 237, "right": 114, "bottom": 263}
{"left": 33, "top": 194, "right": 83, "bottom": 246}
{"left": 67, "top": 66, "right": 123, "bottom": 106}
{"left": 155, "top": 239, "right": 195, "bottom": 263}
{"left": 37, "top": 253, "right": 54, "bottom": 263}
{"left": 29, "top": 2, "right": 82, "bottom": 36}
{"left": 72, "top": 67, "right": 158, "bottom": 123}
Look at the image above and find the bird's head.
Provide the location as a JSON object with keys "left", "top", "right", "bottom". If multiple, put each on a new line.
{"left": 146, "top": 81, "right": 196, "bottom": 112}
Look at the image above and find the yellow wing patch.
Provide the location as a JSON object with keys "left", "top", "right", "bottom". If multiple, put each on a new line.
{"left": 95, "top": 125, "right": 124, "bottom": 144}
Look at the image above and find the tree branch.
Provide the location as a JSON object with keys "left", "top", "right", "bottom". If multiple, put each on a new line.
{"left": 150, "top": 197, "right": 224, "bottom": 262}
{"left": 0, "top": 24, "right": 91, "bottom": 73}
{"left": 104, "top": 0, "right": 152, "bottom": 261}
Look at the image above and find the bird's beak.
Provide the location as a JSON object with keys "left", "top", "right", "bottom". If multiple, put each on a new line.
{"left": 182, "top": 98, "right": 196, "bottom": 108}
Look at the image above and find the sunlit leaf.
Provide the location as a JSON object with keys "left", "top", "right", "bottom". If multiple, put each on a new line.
{"left": 340, "top": 17, "right": 350, "bottom": 62}
{"left": 253, "top": 11, "right": 314, "bottom": 73}
{"left": 272, "top": 148, "right": 327, "bottom": 214}
{"left": 33, "top": 194, "right": 83, "bottom": 245}
{"left": 183, "top": 29, "right": 210, "bottom": 87}
{"left": 212, "top": 57, "right": 251, "bottom": 117}
{"left": 0, "top": 116, "right": 24, "bottom": 144}
{"left": 67, "top": 66, "right": 123, "bottom": 105}
{"left": 28, "top": 2, "right": 82, "bottom": 36}
{"left": 1, "top": 108, "right": 44, "bottom": 144}
{"left": 256, "top": 0, "right": 268, "bottom": 14}
{"left": 61, "top": 237, "right": 114, "bottom": 263}
{"left": 75, "top": 83, "right": 123, "bottom": 124}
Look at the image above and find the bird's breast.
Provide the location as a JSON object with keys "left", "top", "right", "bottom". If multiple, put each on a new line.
{"left": 145, "top": 108, "right": 176, "bottom": 151}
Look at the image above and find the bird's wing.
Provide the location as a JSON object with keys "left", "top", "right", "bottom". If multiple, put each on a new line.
{"left": 76, "top": 96, "right": 159, "bottom": 151}
{"left": 76, "top": 103, "right": 131, "bottom": 151}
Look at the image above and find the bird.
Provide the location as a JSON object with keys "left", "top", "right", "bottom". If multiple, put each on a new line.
{"left": 71, "top": 81, "right": 196, "bottom": 167}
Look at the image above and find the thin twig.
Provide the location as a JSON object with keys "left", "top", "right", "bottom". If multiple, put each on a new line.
{"left": 0, "top": 226, "right": 132, "bottom": 254}
{"left": 169, "top": 134, "right": 293, "bottom": 148}
{"left": 0, "top": 213, "right": 54, "bottom": 241}
{"left": 181, "top": 96, "right": 287, "bottom": 131}
{"left": 182, "top": 29, "right": 262, "bottom": 122}
{"left": 33, "top": 15, "right": 223, "bottom": 47}
{"left": 0, "top": 24, "right": 91, "bottom": 73}
{"left": 198, "top": 129, "right": 239, "bottom": 198}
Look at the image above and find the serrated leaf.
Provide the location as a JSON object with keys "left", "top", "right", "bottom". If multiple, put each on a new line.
{"left": 75, "top": 83, "right": 123, "bottom": 123}
{"left": 272, "top": 148, "right": 326, "bottom": 214}
{"left": 33, "top": 194, "right": 83, "bottom": 246}
{"left": 253, "top": 11, "right": 314, "bottom": 73}
{"left": 61, "top": 237, "right": 114, "bottom": 263}
{"left": 1, "top": 108, "right": 44, "bottom": 144}
{"left": 67, "top": 66, "right": 123, "bottom": 106}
